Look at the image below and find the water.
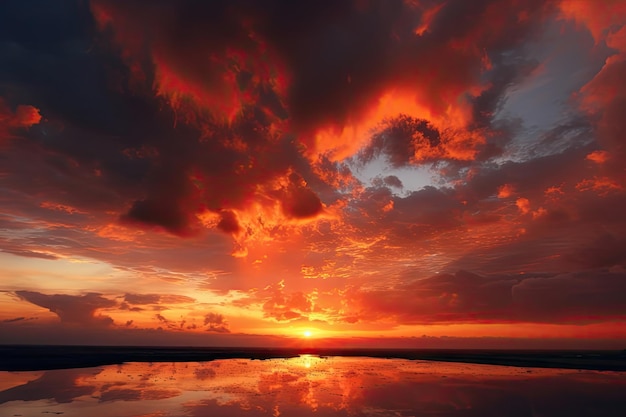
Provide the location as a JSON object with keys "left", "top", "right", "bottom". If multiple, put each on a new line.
{"left": 1, "top": 355, "right": 624, "bottom": 416}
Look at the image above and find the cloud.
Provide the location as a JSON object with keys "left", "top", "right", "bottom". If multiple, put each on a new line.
{"left": 71, "top": 0, "right": 556, "bottom": 239}
{"left": 124, "top": 198, "right": 194, "bottom": 236}
{"left": 14, "top": 291, "right": 116, "bottom": 326}
{"left": 0, "top": 0, "right": 625, "bottom": 343}
{"left": 2, "top": 317, "right": 26, "bottom": 323}
{"left": 119, "top": 293, "right": 196, "bottom": 312}
{"left": 216, "top": 210, "right": 241, "bottom": 234}
{"left": 559, "top": 0, "right": 626, "bottom": 178}
{"left": 204, "top": 312, "right": 230, "bottom": 333}
{"left": 568, "top": 234, "right": 626, "bottom": 268}
{"left": 359, "top": 116, "right": 446, "bottom": 166}
{"left": 345, "top": 185, "right": 464, "bottom": 242}
{"left": 155, "top": 313, "right": 175, "bottom": 329}
{"left": 262, "top": 290, "right": 313, "bottom": 322}
{"left": 281, "top": 178, "right": 324, "bottom": 219}
{"left": 383, "top": 175, "right": 403, "bottom": 189}
{"left": 346, "top": 270, "right": 626, "bottom": 325}
{"left": 0, "top": 100, "right": 41, "bottom": 129}
{"left": 0, "top": 98, "right": 41, "bottom": 141}
{"left": 0, "top": 248, "right": 59, "bottom": 260}
{"left": 233, "top": 282, "right": 318, "bottom": 323}
{"left": 124, "top": 293, "right": 195, "bottom": 305}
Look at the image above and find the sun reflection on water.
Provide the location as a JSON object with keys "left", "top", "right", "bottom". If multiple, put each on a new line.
{"left": 299, "top": 354, "right": 313, "bottom": 369}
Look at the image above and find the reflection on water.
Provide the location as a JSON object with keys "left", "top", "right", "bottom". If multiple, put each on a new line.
{"left": 1, "top": 356, "right": 625, "bottom": 416}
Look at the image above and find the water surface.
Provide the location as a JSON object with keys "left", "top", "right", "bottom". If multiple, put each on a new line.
{"left": 1, "top": 356, "right": 624, "bottom": 416}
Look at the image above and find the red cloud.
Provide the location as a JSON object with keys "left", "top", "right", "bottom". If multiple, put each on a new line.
{"left": 586, "top": 150, "right": 610, "bottom": 164}
{"left": 560, "top": 0, "right": 626, "bottom": 180}
{"left": 0, "top": 99, "right": 41, "bottom": 141}
{"left": 84, "top": 0, "right": 555, "bottom": 243}
{"left": 10, "top": 105, "right": 42, "bottom": 128}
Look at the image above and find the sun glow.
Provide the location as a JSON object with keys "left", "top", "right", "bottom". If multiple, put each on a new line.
{"left": 303, "top": 330, "right": 312, "bottom": 338}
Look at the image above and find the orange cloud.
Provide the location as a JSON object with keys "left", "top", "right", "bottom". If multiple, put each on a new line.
{"left": 497, "top": 184, "right": 515, "bottom": 198}
{"left": 516, "top": 197, "right": 531, "bottom": 214}
{"left": 90, "top": 0, "right": 550, "bottom": 163}
{"left": 40, "top": 202, "right": 86, "bottom": 215}
{"left": 576, "top": 176, "right": 624, "bottom": 195}
{"left": 586, "top": 150, "right": 610, "bottom": 164}
{"left": 0, "top": 99, "right": 41, "bottom": 141}
{"left": 10, "top": 105, "right": 42, "bottom": 128}
{"left": 3, "top": 0, "right": 626, "bottom": 346}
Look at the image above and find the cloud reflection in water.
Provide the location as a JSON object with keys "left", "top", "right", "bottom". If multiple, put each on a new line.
{"left": 1, "top": 356, "right": 625, "bottom": 416}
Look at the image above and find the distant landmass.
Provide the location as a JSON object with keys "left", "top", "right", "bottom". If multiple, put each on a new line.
{"left": 1, "top": 345, "right": 625, "bottom": 372}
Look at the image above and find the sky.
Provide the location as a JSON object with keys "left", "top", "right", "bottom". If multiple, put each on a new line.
{"left": 0, "top": 0, "right": 625, "bottom": 348}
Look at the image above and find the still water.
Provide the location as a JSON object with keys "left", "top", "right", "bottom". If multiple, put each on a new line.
{"left": 1, "top": 355, "right": 624, "bottom": 416}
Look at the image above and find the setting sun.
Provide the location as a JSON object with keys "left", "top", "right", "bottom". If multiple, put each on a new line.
{"left": 303, "top": 330, "right": 312, "bottom": 338}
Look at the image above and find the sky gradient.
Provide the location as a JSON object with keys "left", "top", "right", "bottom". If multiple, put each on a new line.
{"left": 1, "top": 0, "right": 626, "bottom": 348}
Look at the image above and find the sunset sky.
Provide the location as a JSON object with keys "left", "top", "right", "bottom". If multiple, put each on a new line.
{"left": 1, "top": 0, "right": 625, "bottom": 348}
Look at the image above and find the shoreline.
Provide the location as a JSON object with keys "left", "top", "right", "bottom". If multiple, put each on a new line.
{"left": 1, "top": 345, "right": 625, "bottom": 372}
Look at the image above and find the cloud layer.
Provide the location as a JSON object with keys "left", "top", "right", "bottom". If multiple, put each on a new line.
{"left": 0, "top": 0, "right": 625, "bottom": 346}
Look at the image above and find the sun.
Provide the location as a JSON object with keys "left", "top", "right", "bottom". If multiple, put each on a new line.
{"left": 303, "top": 330, "right": 312, "bottom": 338}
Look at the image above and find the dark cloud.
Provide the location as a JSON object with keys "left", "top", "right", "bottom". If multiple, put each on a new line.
{"left": 154, "top": 313, "right": 177, "bottom": 330}
{"left": 281, "top": 184, "right": 323, "bottom": 219}
{"left": 568, "top": 234, "right": 626, "bottom": 269}
{"left": 353, "top": 184, "right": 464, "bottom": 230}
{"left": 204, "top": 312, "right": 230, "bottom": 333}
{"left": 383, "top": 175, "right": 403, "bottom": 189}
{"left": 123, "top": 293, "right": 159, "bottom": 305}
{"left": 457, "top": 147, "right": 587, "bottom": 202}
{"left": 0, "top": 0, "right": 560, "bottom": 239}
{"left": 2, "top": 316, "right": 26, "bottom": 323}
{"left": 56, "top": 0, "right": 552, "bottom": 235}
{"left": 124, "top": 198, "right": 192, "bottom": 236}
{"left": 217, "top": 210, "right": 241, "bottom": 234}
{"left": 470, "top": 54, "right": 539, "bottom": 129}
{"left": 511, "top": 270, "right": 626, "bottom": 322}
{"left": 15, "top": 291, "right": 116, "bottom": 326}
{"left": 583, "top": 54, "right": 626, "bottom": 179}
{"left": 349, "top": 270, "right": 626, "bottom": 324}
{"left": 359, "top": 116, "right": 442, "bottom": 167}
{"left": 124, "top": 293, "right": 195, "bottom": 305}
{"left": 392, "top": 186, "right": 463, "bottom": 230}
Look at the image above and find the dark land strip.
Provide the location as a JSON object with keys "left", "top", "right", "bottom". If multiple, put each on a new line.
{"left": 1, "top": 345, "right": 625, "bottom": 372}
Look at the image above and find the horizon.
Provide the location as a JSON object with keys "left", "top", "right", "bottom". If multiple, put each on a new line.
{"left": 1, "top": 0, "right": 626, "bottom": 349}
{"left": 3, "top": 344, "right": 626, "bottom": 373}
{"left": 2, "top": 342, "right": 626, "bottom": 351}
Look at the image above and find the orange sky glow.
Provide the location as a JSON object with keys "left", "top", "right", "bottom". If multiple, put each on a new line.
{"left": 1, "top": 0, "right": 626, "bottom": 349}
